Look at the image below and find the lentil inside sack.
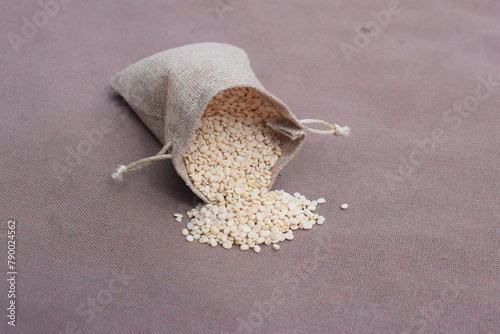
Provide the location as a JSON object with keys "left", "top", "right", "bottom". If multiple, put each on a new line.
{"left": 179, "top": 87, "right": 327, "bottom": 252}
{"left": 183, "top": 87, "right": 282, "bottom": 203}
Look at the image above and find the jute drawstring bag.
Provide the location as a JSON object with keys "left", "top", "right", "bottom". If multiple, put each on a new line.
{"left": 110, "top": 42, "right": 349, "bottom": 203}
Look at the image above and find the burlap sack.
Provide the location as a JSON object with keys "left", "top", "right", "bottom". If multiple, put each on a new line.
{"left": 110, "top": 42, "right": 348, "bottom": 203}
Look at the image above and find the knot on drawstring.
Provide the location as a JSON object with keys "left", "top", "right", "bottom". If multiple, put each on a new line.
{"left": 299, "top": 119, "right": 350, "bottom": 136}
{"left": 111, "top": 165, "right": 127, "bottom": 181}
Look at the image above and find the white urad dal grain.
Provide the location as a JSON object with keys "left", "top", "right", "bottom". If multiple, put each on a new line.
{"left": 181, "top": 87, "right": 326, "bottom": 251}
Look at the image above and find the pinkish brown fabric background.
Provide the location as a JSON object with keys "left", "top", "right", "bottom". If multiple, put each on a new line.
{"left": 1, "top": 1, "right": 498, "bottom": 333}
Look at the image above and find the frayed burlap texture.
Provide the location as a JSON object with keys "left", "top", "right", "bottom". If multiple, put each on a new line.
{"left": 110, "top": 42, "right": 306, "bottom": 203}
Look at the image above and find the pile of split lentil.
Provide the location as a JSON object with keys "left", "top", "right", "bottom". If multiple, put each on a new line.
{"left": 178, "top": 87, "right": 326, "bottom": 252}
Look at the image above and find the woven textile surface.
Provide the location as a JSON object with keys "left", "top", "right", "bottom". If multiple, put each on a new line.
{"left": 1, "top": 0, "right": 498, "bottom": 333}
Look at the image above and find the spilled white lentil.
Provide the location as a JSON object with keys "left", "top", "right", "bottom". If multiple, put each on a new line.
{"left": 180, "top": 87, "right": 327, "bottom": 251}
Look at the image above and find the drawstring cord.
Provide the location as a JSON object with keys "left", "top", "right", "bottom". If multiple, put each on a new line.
{"left": 111, "top": 119, "right": 349, "bottom": 181}
{"left": 111, "top": 142, "right": 172, "bottom": 181}
{"left": 299, "top": 119, "right": 350, "bottom": 136}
